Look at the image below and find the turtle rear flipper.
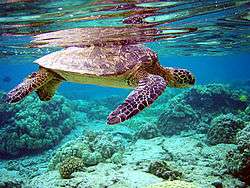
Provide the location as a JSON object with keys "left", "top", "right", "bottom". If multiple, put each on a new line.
{"left": 4, "top": 68, "right": 55, "bottom": 103}
{"left": 107, "top": 74, "right": 166, "bottom": 125}
{"left": 36, "top": 79, "right": 61, "bottom": 101}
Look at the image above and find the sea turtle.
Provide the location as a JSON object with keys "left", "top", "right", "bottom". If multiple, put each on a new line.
{"left": 4, "top": 44, "right": 195, "bottom": 125}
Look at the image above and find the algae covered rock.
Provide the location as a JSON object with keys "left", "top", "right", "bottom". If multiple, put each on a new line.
{"left": 59, "top": 156, "right": 85, "bottom": 179}
{"left": 0, "top": 92, "right": 76, "bottom": 158}
{"left": 148, "top": 160, "right": 182, "bottom": 180}
{"left": 207, "top": 113, "right": 245, "bottom": 145}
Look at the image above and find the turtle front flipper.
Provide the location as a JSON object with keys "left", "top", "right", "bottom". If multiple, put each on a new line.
{"left": 36, "top": 79, "right": 61, "bottom": 101}
{"left": 4, "top": 68, "right": 55, "bottom": 103}
{"left": 107, "top": 74, "right": 166, "bottom": 125}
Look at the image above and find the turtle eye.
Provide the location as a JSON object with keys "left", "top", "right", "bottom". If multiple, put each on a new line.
{"left": 189, "top": 76, "right": 195, "bottom": 85}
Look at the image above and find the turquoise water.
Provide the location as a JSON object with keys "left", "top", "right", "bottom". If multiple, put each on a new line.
{"left": 0, "top": 0, "right": 250, "bottom": 187}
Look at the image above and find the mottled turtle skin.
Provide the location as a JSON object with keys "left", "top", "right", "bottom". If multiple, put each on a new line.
{"left": 4, "top": 44, "right": 195, "bottom": 125}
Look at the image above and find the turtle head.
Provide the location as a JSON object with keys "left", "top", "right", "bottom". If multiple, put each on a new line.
{"left": 163, "top": 67, "right": 195, "bottom": 88}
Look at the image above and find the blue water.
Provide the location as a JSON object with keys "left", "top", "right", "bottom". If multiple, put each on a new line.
{"left": 0, "top": 0, "right": 250, "bottom": 187}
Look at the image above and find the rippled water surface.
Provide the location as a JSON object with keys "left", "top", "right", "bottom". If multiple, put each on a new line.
{"left": 0, "top": 0, "right": 249, "bottom": 59}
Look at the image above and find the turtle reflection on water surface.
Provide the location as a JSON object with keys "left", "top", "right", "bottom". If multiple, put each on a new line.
{"left": 4, "top": 44, "right": 195, "bottom": 125}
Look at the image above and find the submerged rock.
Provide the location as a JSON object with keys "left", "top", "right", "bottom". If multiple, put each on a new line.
{"left": 207, "top": 113, "right": 245, "bottom": 145}
{"left": 0, "top": 92, "right": 76, "bottom": 158}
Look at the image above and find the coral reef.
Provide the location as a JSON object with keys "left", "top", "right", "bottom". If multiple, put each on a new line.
{"left": 157, "top": 101, "right": 199, "bottom": 135}
{"left": 225, "top": 124, "right": 250, "bottom": 185}
{"left": 184, "top": 84, "right": 248, "bottom": 115}
{"left": 148, "top": 160, "right": 182, "bottom": 180}
{"left": 0, "top": 92, "right": 76, "bottom": 158}
{"left": 157, "top": 84, "right": 248, "bottom": 135}
{"left": 7, "top": 128, "right": 244, "bottom": 188}
{"left": 0, "top": 83, "right": 249, "bottom": 187}
{"left": 145, "top": 180, "right": 197, "bottom": 188}
{"left": 59, "top": 156, "right": 85, "bottom": 179}
{"left": 49, "top": 131, "right": 126, "bottom": 170}
{"left": 207, "top": 113, "right": 245, "bottom": 145}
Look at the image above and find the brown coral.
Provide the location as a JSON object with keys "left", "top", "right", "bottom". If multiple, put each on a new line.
{"left": 59, "top": 157, "right": 85, "bottom": 179}
{"left": 148, "top": 160, "right": 182, "bottom": 180}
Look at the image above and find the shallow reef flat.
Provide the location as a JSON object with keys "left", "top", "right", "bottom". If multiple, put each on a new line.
{"left": 0, "top": 83, "right": 249, "bottom": 188}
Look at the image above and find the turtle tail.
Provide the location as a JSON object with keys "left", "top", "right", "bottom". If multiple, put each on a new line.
{"left": 4, "top": 68, "right": 54, "bottom": 103}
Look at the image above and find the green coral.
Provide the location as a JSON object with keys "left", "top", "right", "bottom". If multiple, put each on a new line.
{"left": 239, "top": 94, "right": 248, "bottom": 102}
{"left": 0, "top": 92, "right": 76, "bottom": 158}
{"left": 59, "top": 157, "right": 84, "bottom": 179}
{"left": 148, "top": 160, "right": 182, "bottom": 180}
